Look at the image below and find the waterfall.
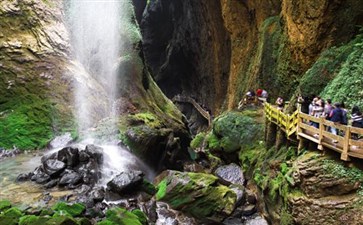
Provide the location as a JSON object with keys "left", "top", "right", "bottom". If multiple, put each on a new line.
{"left": 65, "top": 1, "right": 152, "bottom": 182}
{"left": 67, "top": 0, "right": 133, "bottom": 137}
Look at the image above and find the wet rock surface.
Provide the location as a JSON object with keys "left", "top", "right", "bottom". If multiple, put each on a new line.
{"left": 107, "top": 170, "right": 144, "bottom": 194}
{"left": 215, "top": 163, "right": 245, "bottom": 186}
{"left": 18, "top": 145, "right": 103, "bottom": 189}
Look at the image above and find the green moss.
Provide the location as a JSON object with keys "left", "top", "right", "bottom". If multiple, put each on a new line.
{"left": 155, "top": 179, "right": 168, "bottom": 200}
{"left": 141, "top": 179, "right": 156, "bottom": 195}
{"left": 45, "top": 216, "right": 78, "bottom": 225}
{"left": 131, "top": 209, "right": 147, "bottom": 225}
{"left": 128, "top": 112, "right": 162, "bottom": 128}
{"left": 320, "top": 32, "right": 363, "bottom": 109}
{"left": 322, "top": 159, "right": 363, "bottom": 184}
{"left": 190, "top": 132, "right": 206, "bottom": 149}
{"left": 19, "top": 215, "right": 49, "bottom": 225}
{"left": 0, "top": 200, "right": 12, "bottom": 212}
{"left": 76, "top": 218, "right": 92, "bottom": 225}
{"left": 211, "top": 111, "right": 263, "bottom": 153}
{"left": 0, "top": 207, "right": 23, "bottom": 225}
{"left": 155, "top": 171, "right": 236, "bottom": 219}
{"left": 97, "top": 220, "right": 116, "bottom": 225}
{"left": 280, "top": 206, "right": 293, "bottom": 225}
{"left": 104, "top": 208, "right": 143, "bottom": 225}
{"left": 51, "top": 202, "right": 85, "bottom": 217}
{"left": 39, "top": 208, "right": 54, "bottom": 216}
{"left": 206, "top": 133, "right": 221, "bottom": 150}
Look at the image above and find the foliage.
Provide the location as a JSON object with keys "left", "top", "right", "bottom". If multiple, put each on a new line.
{"left": 322, "top": 159, "right": 363, "bottom": 184}
{"left": 320, "top": 32, "right": 363, "bottom": 109}
{"left": 296, "top": 37, "right": 358, "bottom": 97}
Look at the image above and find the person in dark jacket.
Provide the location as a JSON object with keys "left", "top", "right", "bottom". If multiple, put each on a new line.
{"left": 351, "top": 105, "right": 363, "bottom": 140}
{"left": 329, "top": 103, "right": 342, "bottom": 138}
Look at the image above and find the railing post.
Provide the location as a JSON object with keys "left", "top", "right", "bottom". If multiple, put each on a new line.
{"left": 318, "top": 117, "right": 324, "bottom": 151}
{"left": 341, "top": 126, "right": 351, "bottom": 161}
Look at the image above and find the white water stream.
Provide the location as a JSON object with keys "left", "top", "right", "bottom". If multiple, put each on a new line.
{"left": 66, "top": 0, "right": 152, "bottom": 183}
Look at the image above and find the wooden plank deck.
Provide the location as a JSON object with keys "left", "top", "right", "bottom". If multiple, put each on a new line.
{"left": 264, "top": 102, "right": 363, "bottom": 161}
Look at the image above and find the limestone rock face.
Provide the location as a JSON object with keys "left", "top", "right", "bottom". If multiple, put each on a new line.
{"left": 140, "top": 0, "right": 230, "bottom": 114}
{"left": 140, "top": 0, "right": 363, "bottom": 111}
{"left": 0, "top": 0, "right": 188, "bottom": 153}
{"left": 288, "top": 153, "right": 363, "bottom": 225}
{"left": 281, "top": 0, "right": 363, "bottom": 71}
{"left": 0, "top": 0, "right": 74, "bottom": 149}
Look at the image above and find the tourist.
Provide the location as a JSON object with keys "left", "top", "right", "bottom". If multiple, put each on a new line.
{"left": 309, "top": 97, "right": 318, "bottom": 116}
{"left": 276, "top": 97, "right": 284, "bottom": 111}
{"left": 297, "top": 95, "right": 310, "bottom": 114}
{"left": 324, "top": 99, "right": 333, "bottom": 120}
{"left": 261, "top": 89, "right": 268, "bottom": 99}
{"left": 351, "top": 105, "right": 363, "bottom": 140}
{"left": 256, "top": 88, "right": 263, "bottom": 97}
{"left": 311, "top": 99, "right": 324, "bottom": 129}
{"left": 340, "top": 102, "right": 348, "bottom": 125}
{"left": 329, "top": 103, "right": 343, "bottom": 141}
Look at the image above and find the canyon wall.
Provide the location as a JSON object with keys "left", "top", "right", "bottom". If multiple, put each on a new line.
{"left": 140, "top": 0, "right": 363, "bottom": 110}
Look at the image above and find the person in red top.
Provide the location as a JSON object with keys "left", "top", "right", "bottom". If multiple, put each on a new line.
{"left": 256, "top": 89, "right": 263, "bottom": 97}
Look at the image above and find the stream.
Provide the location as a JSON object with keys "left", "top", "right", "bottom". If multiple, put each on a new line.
{"left": 0, "top": 153, "right": 72, "bottom": 207}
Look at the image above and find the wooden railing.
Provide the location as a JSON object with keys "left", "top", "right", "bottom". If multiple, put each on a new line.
{"left": 172, "top": 95, "right": 211, "bottom": 127}
{"left": 264, "top": 103, "right": 363, "bottom": 161}
{"left": 264, "top": 103, "right": 298, "bottom": 138}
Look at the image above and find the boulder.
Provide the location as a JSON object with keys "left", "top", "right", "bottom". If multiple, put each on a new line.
{"left": 31, "top": 168, "right": 50, "bottom": 184}
{"left": 244, "top": 216, "right": 269, "bottom": 225}
{"left": 107, "top": 170, "right": 144, "bottom": 194}
{"left": 48, "top": 133, "right": 73, "bottom": 149}
{"left": 88, "top": 187, "right": 105, "bottom": 203}
{"left": 214, "top": 163, "right": 244, "bottom": 186}
{"left": 155, "top": 170, "right": 237, "bottom": 221}
{"left": 44, "top": 179, "right": 58, "bottom": 189}
{"left": 57, "top": 147, "right": 79, "bottom": 168}
{"left": 16, "top": 172, "right": 32, "bottom": 182}
{"left": 43, "top": 159, "right": 66, "bottom": 176}
{"left": 85, "top": 145, "right": 103, "bottom": 165}
{"left": 79, "top": 151, "right": 90, "bottom": 163}
{"left": 59, "top": 170, "right": 82, "bottom": 186}
{"left": 240, "top": 204, "right": 256, "bottom": 217}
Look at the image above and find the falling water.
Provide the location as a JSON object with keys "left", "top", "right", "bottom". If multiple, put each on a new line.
{"left": 67, "top": 0, "right": 133, "bottom": 137}
{"left": 65, "top": 1, "right": 153, "bottom": 182}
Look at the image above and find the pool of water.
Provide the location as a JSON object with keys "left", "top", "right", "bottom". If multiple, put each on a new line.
{"left": 0, "top": 153, "right": 72, "bottom": 207}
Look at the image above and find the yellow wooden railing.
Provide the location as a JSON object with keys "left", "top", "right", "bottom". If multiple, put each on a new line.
{"left": 264, "top": 102, "right": 363, "bottom": 161}
{"left": 264, "top": 103, "right": 298, "bottom": 138}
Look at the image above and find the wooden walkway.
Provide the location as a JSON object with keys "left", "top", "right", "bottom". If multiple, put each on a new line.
{"left": 172, "top": 95, "right": 211, "bottom": 127}
{"left": 264, "top": 103, "right": 363, "bottom": 161}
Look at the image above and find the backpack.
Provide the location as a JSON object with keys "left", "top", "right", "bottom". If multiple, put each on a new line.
{"left": 341, "top": 110, "right": 348, "bottom": 125}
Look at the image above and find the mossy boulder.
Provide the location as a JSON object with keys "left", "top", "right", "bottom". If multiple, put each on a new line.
{"left": 0, "top": 200, "right": 12, "bottom": 212}
{"left": 209, "top": 111, "right": 263, "bottom": 153}
{"left": 19, "top": 215, "right": 49, "bottom": 225}
{"left": 51, "top": 202, "right": 85, "bottom": 217}
{"left": 97, "top": 207, "right": 147, "bottom": 225}
{"left": 155, "top": 170, "right": 237, "bottom": 221}
{"left": 0, "top": 207, "right": 24, "bottom": 225}
{"left": 46, "top": 216, "right": 78, "bottom": 225}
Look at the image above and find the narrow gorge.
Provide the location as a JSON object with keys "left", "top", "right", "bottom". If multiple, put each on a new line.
{"left": 0, "top": 0, "right": 363, "bottom": 225}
